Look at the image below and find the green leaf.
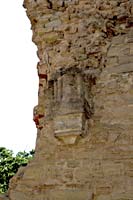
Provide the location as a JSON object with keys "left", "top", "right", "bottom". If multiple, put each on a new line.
{"left": 0, "top": 147, "right": 35, "bottom": 193}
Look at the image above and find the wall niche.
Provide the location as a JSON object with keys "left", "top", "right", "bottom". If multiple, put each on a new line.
{"left": 44, "top": 67, "right": 95, "bottom": 144}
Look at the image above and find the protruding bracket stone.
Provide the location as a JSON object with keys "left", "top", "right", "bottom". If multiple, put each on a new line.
{"left": 47, "top": 67, "right": 95, "bottom": 144}
{"left": 55, "top": 131, "right": 81, "bottom": 145}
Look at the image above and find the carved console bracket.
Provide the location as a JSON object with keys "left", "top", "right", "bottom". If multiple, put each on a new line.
{"left": 54, "top": 113, "right": 84, "bottom": 144}
{"left": 45, "top": 67, "right": 98, "bottom": 144}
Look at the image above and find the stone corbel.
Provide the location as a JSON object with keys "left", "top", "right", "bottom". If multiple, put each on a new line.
{"left": 47, "top": 67, "right": 95, "bottom": 145}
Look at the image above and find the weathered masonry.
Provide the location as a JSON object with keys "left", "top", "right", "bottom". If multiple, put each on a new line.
{"left": 1, "top": 0, "right": 133, "bottom": 200}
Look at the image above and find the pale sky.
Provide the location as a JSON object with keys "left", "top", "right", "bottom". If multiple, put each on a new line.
{"left": 0, "top": 1, "right": 39, "bottom": 153}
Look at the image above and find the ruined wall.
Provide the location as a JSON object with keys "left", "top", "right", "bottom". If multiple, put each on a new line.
{"left": 2, "top": 0, "right": 133, "bottom": 200}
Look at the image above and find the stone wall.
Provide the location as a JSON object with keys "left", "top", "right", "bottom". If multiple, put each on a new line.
{"left": 5, "top": 0, "right": 133, "bottom": 200}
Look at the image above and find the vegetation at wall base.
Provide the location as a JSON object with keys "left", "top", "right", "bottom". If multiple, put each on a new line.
{"left": 0, "top": 147, "right": 34, "bottom": 193}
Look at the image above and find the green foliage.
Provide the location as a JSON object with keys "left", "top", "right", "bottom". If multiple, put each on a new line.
{"left": 0, "top": 147, "right": 35, "bottom": 194}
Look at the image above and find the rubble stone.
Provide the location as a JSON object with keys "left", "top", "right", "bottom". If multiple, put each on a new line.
{"left": 6, "top": 0, "right": 133, "bottom": 199}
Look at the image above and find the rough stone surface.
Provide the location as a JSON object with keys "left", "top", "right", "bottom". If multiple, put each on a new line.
{"left": 0, "top": 194, "right": 9, "bottom": 200}
{"left": 5, "top": 0, "right": 133, "bottom": 199}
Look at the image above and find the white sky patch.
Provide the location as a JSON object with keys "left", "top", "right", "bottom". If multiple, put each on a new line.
{"left": 0, "top": 0, "right": 39, "bottom": 153}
